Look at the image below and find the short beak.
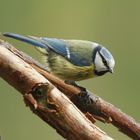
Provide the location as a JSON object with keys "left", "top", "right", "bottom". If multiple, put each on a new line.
{"left": 108, "top": 68, "right": 114, "bottom": 73}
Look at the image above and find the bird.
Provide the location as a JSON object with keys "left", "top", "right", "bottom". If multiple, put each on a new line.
{"left": 3, "top": 32, "right": 115, "bottom": 81}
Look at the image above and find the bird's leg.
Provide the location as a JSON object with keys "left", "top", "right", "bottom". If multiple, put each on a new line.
{"left": 64, "top": 80, "right": 96, "bottom": 117}
{"left": 64, "top": 80, "right": 98, "bottom": 113}
{"left": 64, "top": 80, "right": 91, "bottom": 105}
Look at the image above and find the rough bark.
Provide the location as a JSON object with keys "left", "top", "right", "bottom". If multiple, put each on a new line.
{"left": 0, "top": 40, "right": 113, "bottom": 140}
{"left": 1, "top": 40, "right": 140, "bottom": 139}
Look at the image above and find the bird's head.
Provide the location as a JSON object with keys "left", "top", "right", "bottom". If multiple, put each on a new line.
{"left": 93, "top": 44, "right": 115, "bottom": 76}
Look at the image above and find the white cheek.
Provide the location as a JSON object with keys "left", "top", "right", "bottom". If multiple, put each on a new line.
{"left": 95, "top": 53, "right": 107, "bottom": 71}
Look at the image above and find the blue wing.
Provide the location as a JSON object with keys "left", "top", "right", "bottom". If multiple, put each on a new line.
{"left": 3, "top": 33, "right": 92, "bottom": 66}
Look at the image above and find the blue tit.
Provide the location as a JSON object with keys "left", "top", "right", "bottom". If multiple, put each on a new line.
{"left": 3, "top": 33, "right": 115, "bottom": 81}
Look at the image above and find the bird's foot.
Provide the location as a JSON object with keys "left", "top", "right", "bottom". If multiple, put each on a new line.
{"left": 64, "top": 80, "right": 92, "bottom": 106}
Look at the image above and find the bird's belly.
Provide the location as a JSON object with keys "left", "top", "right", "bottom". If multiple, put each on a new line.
{"left": 48, "top": 54, "right": 94, "bottom": 81}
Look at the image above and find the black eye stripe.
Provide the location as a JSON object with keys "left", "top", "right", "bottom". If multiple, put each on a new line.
{"left": 98, "top": 51, "right": 109, "bottom": 69}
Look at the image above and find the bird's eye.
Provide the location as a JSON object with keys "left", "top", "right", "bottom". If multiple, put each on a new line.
{"left": 102, "top": 58, "right": 107, "bottom": 65}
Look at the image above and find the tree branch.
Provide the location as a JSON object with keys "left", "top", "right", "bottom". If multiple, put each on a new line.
{"left": 0, "top": 40, "right": 113, "bottom": 140}
{"left": 1, "top": 39, "right": 140, "bottom": 139}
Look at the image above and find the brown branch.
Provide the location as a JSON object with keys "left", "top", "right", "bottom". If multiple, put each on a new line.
{"left": 1, "top": 39, "right": 140, "bottom": 139}
{"left": 0, "top": 40, "right": 113, "bottom": 140}
{"left": 28, "top": 48, "right": 140, "bottom": 140}
{"left": 3, "top": 39, "right": 140, "bottom": 139}
{"left": 97, "top": 98, "right": 140, "bottom": 139}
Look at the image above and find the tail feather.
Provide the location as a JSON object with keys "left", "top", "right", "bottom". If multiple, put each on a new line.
{"left": 3, "top": 32, "right": 46, "bottom": 49}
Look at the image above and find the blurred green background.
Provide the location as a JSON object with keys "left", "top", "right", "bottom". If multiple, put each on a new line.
{"left": 0, "top": 0, "right": 140, "bottom": 139}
